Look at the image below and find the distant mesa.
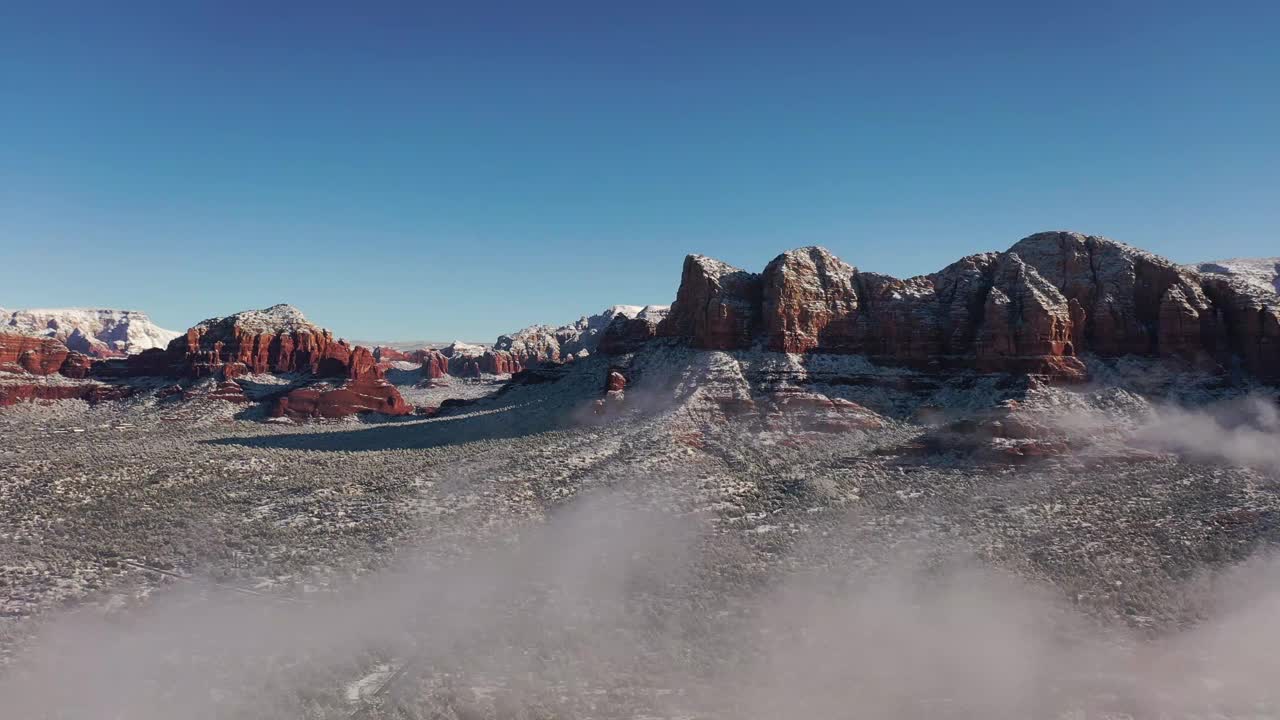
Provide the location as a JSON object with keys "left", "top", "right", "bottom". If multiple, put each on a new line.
{"left": 1, "top": 307, "right": 178, "bottom": 358}
{"left": 148, "top": 304, "right": 414, "bottom": 420}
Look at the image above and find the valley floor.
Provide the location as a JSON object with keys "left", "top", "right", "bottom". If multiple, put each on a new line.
{"left": 2, "top": 348, "right": 1280, "bottom": 718}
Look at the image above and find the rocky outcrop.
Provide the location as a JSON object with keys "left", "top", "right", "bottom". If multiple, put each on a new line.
{"left": 655, "top": 233, "right": 1280, "bottom": 381}
{"left": 0, "top": 382, "right": 133, "bottom": 407}
{"left": 1008, "top": 232, "right": 1212, "bottom": 358}
{"left": 658, "top": 245, "right": 1084, "bottom": 377}
{"left": 372, "top": 346, "right": 413, "bottom": 363}
{"left": 270, "top": 344, "right": 413, "bottom": 419}
{"left": 498, "top": 305, "right": 667, "bottom": 364}
{"left": 373, "top": 346, "right": 452, "bottom": 379}
{"left": 420, "top": 349, "right": 450, "bottom": 379}
{"left": 164, "top": 305, "right": 363, "bottom": 380}
{"left": 598, "top": 306, "right": 669, "bottom": 354}
{"left": 657, "top": 256, "right": 761, "bottom": 350}
{"left": 0, "top": 333, "right": 71, "bottom": 376}
{"left": 974, "top": 254, "right": 1085, "bottom": 378}
{"left": 58, "top": 352, "right": 94, "bottom": 379}
{"left": 762, "top": 247, "right": 861, "bottom": 353}
{"left": 271, "top": 378, "right": 412, "bottom": 420}
{"left": 592, "top": 369, "right": 629, "bottom": 415}
{"left": 437, "top": 343, "right": 521, "bottom": 377}
{"left": 1200, "top": 277, "right": 1280, "bottom": 381}
{"left": 270, "top": 381, "right": 410, "bottom": 419}
{"left": 96, "top": 305, "right": 412, "bottom": 419}
{"left": 0, "top": 331, "right": 138, "bottom": 406}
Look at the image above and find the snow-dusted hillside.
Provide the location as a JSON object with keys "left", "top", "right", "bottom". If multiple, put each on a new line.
{"left": 0, "top": 308, "right": 179, "bottom": 356}
{"left": 1188, "top": 257, "right": 1280, "bottom": 294}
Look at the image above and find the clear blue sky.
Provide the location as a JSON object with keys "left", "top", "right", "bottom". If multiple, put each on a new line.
{"left": 2, "top": 1, "right": 1277, "bottom": 342}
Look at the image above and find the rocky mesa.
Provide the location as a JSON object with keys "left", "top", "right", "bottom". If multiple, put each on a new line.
{"left": 651, "top": 232, "right": 1280, "bottom": 382}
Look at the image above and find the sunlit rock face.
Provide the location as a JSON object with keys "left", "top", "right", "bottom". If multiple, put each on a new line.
{"left": 654, "top": 232, "right": 1280, "bottom": 383}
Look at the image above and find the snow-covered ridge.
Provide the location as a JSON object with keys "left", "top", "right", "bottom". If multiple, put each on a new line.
{"left": 0, "top": 307, "right": 179, "bottom": 356}
{"left": 191, "top": 304, "right": 318, "bottom": 334}
{"left": 1187, "top": 257, "right": 1280, "bottom": 295}
{"left": 496, "top": 304, "right": 670, "bottom": 359}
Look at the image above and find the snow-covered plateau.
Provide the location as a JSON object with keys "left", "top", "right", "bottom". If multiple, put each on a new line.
{"left": 0, "top": 307, "right": 178, "bottom": 356}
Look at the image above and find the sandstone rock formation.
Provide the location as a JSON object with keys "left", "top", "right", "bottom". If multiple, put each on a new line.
{"left": 419, "top": 349, "right": 450, "bottom": 379}
{"left": 0, "top": 331, "right": 138, "bottom": 406}
{"left": 1200, "top": 276, "right": 1280, "bottom": 382}
{"left": 163, "top": 305, "right": 363, "bottom": 380}
{"left": 0, "top": 332, "right": 70, "bottom": 375}
{"left": 498, "top": 305, "right": 668, "bottom": 364}
{"left": 142, "top": 305, "right": 414, "bottom": 419}
{"left": 653, "top": 233, "right": 1280, "bottom": 381}
{"left": 1007, "top": 232, "right": 1213, "bottom": 358}
{"left": 372, "top": 346, "right": 413, "bottom": 363}
{"left": 974, "top": 253, "right": 1084, "bottom": 378}
{"left": 657, "top": 256, "right": 761, "bottom": 350}
{"left": 598, "top": 306, "right": 670, "bottom": 354}
{"left": 438, "top": 342, "right": 520, "bottom": 377}
{"left": 0, "top": 381, "right": 133, "bottom": 407}
{"left": 269, "top": 343, "right": 413, "bottom": 419}
{"left": 58, "top": 352, "right": 94, "bottom": 379}
{"left": 762, "top": 247, "right": 860, "bottom": 353}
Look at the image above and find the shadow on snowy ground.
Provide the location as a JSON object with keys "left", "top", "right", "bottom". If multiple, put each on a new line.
{"left": 205, "top": 396, "right": 583, "bottom": 452}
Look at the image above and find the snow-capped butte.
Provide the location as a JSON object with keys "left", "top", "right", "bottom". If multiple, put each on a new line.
{"left": 190, "top": 303, "right": 317, "bottom": 334}
{"left": 0, "top": 307, "right": 179, "bottom": 357}
{"left": 1188, "top": 257, "right": 1280, "bottom": 295}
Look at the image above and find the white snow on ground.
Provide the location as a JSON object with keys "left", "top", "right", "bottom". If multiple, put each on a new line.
{"left": 1188, "top": 257, "right": 1280, "bottom": 294}
{"left": 0, "top": 308, "right": 179, "bottom": 354}
{"left": 345, "top": 662, "right": 394, "bottom": 703}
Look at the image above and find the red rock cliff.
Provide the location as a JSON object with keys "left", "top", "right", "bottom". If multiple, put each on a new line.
{"left": 654, "top": 233, "right": 1279, "bottom": 381}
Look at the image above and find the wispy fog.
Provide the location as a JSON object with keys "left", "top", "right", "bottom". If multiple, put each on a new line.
{"left": 4, "top": 395, "right": 1280, "bottom": 718}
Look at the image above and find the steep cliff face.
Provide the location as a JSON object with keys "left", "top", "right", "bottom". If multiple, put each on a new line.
{"left": 653, "top": 233, "right": 1280, "bottom": 381}
{"left": 1008, "top": 232, "right": 1214, "bottom": 358}
{"left": 0, "top": 332, "right": 71, "bottom": 375}
{"left": 657, "top": 255, "right": 762, "bottom": 350}
{"left": 1199, "top": 276, "right": 1280, "bottom": 382}
{"left": 762, "top": 247, "right": 860, "bottom": 353}
{"left": 0, "top": 331, "right": 136, "bottom": 406}
{"left": 975, "top": 254, "right": 1084, "bottom": 378}
{"left": 598, "top": 306, "right": 669, "bottom": 354}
